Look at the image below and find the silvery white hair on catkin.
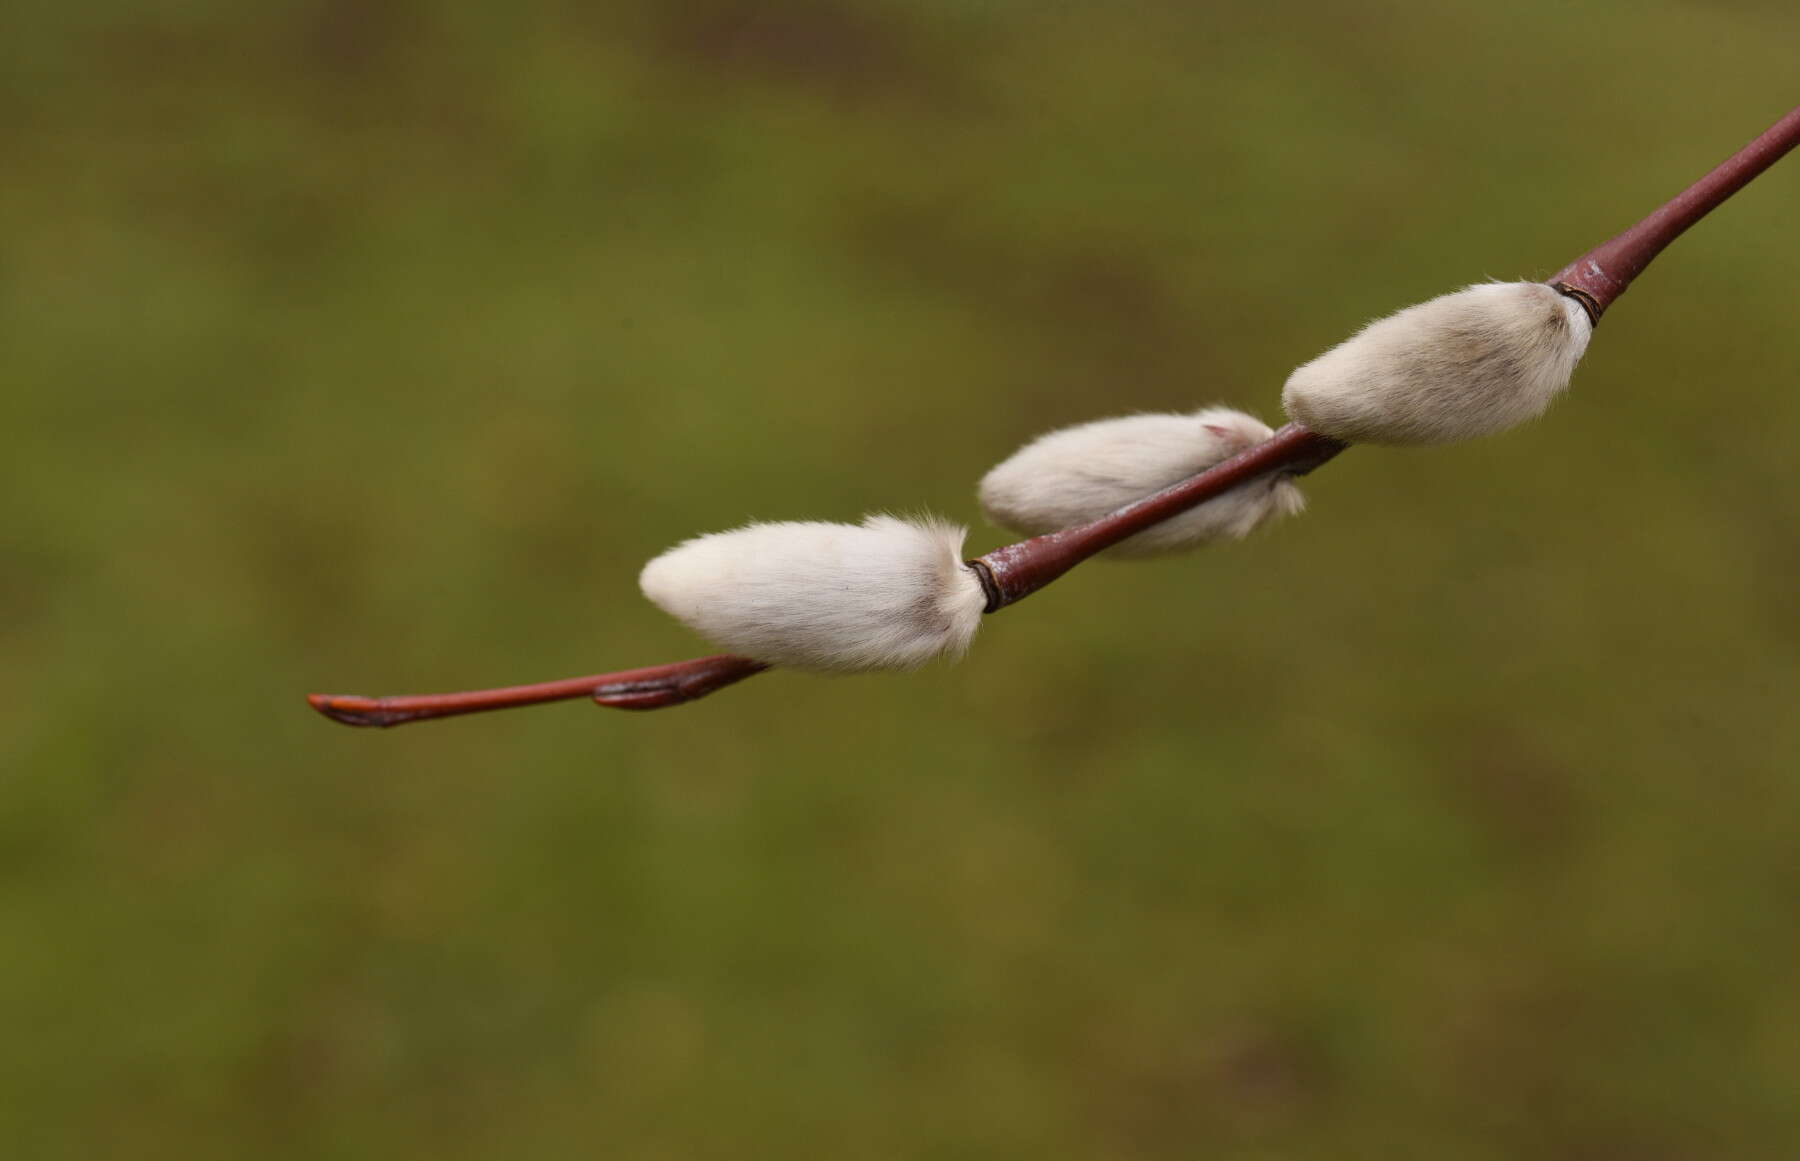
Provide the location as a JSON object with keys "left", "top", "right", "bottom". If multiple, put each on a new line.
{"left": 1282, "top": 282, "right": 1592, "bottom": 446}
{"left": 978, "top": 407, "right": 1304, "bottom": 558}
{"left": 639, "top": 515, "right": 985, "bottom": 673}
{"left": 641, "top": 285, "right": 1593, "bottom": 671}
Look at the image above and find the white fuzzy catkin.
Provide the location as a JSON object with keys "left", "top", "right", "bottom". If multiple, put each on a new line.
{"left": 639, "top": 515, "right": 985, "bottom": 673}
{"left": 977, "top": 408, "right": 1304, "bottom": 558}
{"left": 1281, "top": 282, "right": 1592, "bottom": 446}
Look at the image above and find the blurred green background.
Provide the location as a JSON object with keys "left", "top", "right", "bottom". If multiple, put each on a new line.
{"left": 5, "top": 1, "right": 1799, "bottom": 1157}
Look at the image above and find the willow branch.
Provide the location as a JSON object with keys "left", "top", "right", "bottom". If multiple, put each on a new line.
{"left": 307, "top": 101, "right": 1800, "bottom": 729}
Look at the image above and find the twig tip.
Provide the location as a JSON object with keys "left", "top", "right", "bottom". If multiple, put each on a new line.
{"left": 307, "top": 693, "right": 393, "bottom": 728}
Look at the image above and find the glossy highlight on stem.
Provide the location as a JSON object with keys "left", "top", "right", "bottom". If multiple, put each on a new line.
{"left": 1552, "top": 102, "right": 1800, "bottom": 323}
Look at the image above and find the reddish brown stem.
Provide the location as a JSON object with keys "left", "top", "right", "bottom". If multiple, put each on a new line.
{"left": 307, "top": 654, "right": 767, "bottom": 727}
{"left": 1552, "top": 102, "right": 1800, "bottom": 323}
{"left": 967, "top": 423, "right": 1346, "bottom": 611}
{"left": 310, "top": 103, "right": 1800, "bottom": 728}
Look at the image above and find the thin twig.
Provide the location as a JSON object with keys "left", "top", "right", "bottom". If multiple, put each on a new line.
{"left": 308, "top": 655, "right": 768, "bottom": 727}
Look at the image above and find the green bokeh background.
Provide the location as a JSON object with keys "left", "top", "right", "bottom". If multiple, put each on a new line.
{"left": 5, "top": 2, "right": 1799, "bottom": 1157}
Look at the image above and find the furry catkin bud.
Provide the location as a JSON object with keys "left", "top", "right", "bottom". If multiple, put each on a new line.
{"left": 1281, "top": 282, "right": 1592, "bottom": 446}
{"left": 977, "top": 408, "right": 1304, "bottom": 557}
{"left": 639, "top": 515, "right": 985, "bottom": 673}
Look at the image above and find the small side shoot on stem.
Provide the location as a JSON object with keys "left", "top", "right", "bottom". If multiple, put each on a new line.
{"left": 308, "top": 655, "right": 768, "bottom": 727}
